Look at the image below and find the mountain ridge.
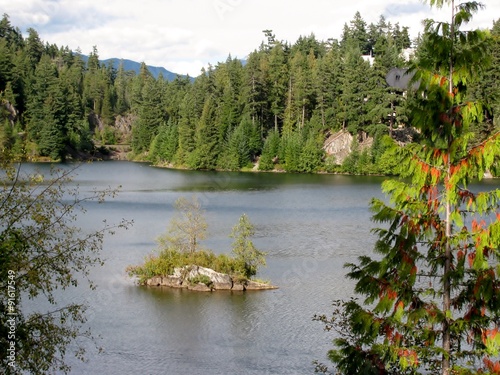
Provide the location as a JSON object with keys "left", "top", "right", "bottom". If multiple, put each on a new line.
{"left": 102, "top": 58, "right": 193, "bottom": 81}
{"left": 81, "top": 55, "right": 192, "bottom": 81}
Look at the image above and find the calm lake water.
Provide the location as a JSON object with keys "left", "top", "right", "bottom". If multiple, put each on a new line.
{"left": 18, "top": 162, "right": 424, "bottom": 374}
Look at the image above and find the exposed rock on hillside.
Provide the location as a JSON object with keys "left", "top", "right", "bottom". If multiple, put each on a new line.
{"left": 323, "top": 130, "right": 373, "bottom": 165}
{"left": 114, "top": 114, "right": 135, "bottom": 138}
{"left": 1, "top": 100, "right": 18, "bottom": 126}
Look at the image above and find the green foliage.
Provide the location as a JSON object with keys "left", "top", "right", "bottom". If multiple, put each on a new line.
{"left": 218, "top": 115, "right": 261, "bottom": 170}
{"left": 318, "top": 3, "right": 500, "bottom": 374}
{"left": 259, "top": 129, "right": 281, "bottom": 171}
{"left": 99, "top": 124, "right": 118, "bottom": 145}
{"left": 0, "top": 162, "right": 129, "bottom": 374}
{"left": 299, "top": 130, "right": 325, "bottom": 173}
{"left": 149, "top": 121, "right": 179, "bottom": 164}
{"left": 131, "top": 76, "right": 164, "bottom": 154}
{"left": 188, "top": 274, "right": 213, "bottom": 287}
{"left": 230, "top": 214, "right": 267, "bottom": 278}
{"left": 126, "top": 248, "right": 247, "bottom": 285}
{"left": 1, "top": 11, "right": 499, "bottom": 172}
{"left": 127, "top": 211, "right": 265, "bottom": 283}
{"left": 157, "top": 196, "right": 207, "bottom": 254}
{"left": 282, "top": 132, "right": 303, "bottom": 172}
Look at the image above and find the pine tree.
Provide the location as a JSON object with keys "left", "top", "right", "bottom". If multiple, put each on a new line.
{"left": 267, "top": 42, "right": 288, "bottom": 132}
{"left": 282, "top": 131, "right": 303, "bottom": 172}
{"left": 25, "top": 28, "right": 43, "bottom": 70}
{"left": 26, "top": 55, "right": 67, "bottom": 159}
{"left": 299, "top": 127, "right": 324, "bottom": 173}
{"left": 259, "top": 129, "right": 280, "bottom": 171}
{"left": 315, "top": 43, "right": 343, "bottom": 130}
{"left": 131, "top": 76, "right": 164, "bottom": 154}
{"left": 338, "top": 43, "right": 371, "bottom": 133}
{"left": 481, "top": 18, "right": 500, "bottom": 128}
{"left": 190, "top": 95, "right": 219, "bottom": 169}
{"left": 317, "top": 2, "right": 499, "bottom": 375}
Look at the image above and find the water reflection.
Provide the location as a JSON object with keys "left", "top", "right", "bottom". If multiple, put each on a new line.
{"left": 16, "top": 162, "right": 497, "bottom": 374}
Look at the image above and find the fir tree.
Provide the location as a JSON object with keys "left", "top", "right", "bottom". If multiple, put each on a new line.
{"left": 317, "top": 2, "right": 499, "bottom": 375}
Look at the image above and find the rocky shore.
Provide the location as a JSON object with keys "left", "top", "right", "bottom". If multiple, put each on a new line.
{"left": 144, "top": 265, "right": 277, "bottom": 292}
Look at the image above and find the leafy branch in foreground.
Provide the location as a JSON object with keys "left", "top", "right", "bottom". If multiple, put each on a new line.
{"left": 316, "top": 2, "right": 500, "bottom": 375}
{"left": 0, "top": 162, "right": 131, "bottom": 374}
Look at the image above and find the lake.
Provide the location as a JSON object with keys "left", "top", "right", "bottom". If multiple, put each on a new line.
{"left": 20, "top": 161, "right": 395, "bottom": 374}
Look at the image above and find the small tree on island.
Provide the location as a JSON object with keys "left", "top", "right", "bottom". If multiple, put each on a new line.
{"left": 128, "top": 204, "right": 269, "bottom": 284}
{"left": 157, "top": 196, "right": 207, "bottom": 254}
{"left": 316, "top": 2, "right": 500, "bottom": 375}
{"left": 230, "top": 213, "right": 267, "bottom": 278}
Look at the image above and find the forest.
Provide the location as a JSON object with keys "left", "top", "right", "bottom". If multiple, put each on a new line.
{"left": 0, "top": 12, "right": 499, "bottom": 175}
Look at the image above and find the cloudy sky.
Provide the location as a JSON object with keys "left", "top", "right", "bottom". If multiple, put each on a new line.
{"left": 1, "top": 0, "right": 498, "bottom": 76}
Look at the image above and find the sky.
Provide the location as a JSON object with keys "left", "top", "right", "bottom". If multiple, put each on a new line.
{"left": 1, "top": 0, "right": 498, "bottom": 77}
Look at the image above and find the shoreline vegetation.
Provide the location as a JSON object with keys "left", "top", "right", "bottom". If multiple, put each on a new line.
{"left": 126, "top": 197, "right": 276, "bottom": 292}
{"left": 2, "top": 14, "right": 499, "bottom": 178}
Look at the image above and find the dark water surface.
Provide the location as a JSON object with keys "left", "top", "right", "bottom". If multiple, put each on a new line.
{"left": 23, "top": 162, "right": 389, "bottom": 374}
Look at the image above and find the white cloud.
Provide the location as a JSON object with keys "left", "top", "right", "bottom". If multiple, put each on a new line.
{"left": 0, "top": 0, "right": 498, "bottom": 76}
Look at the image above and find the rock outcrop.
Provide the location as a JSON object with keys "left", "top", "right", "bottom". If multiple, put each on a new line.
{"left": 145, "top": 265, "right": 277, "bottom": 292}
{"left": 323, "top": 130, "right": 373, "bottom": 165}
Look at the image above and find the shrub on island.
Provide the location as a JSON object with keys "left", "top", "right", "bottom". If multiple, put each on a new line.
{"left": 126, "top": 197, "right": 274, "bottom": 291}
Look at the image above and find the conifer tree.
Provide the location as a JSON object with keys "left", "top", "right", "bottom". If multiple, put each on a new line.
{"left": 258, "top": 129, "right": 280, "bottom": 171}
{"left": 317, "top": 2, "right": 500, "bottom": 375}
{"left": 131, "top": 76, "right": 164, "bottom": 154}
{"left": 190, "top": 95, "right": 219, "bottom": 169}
{"left": 26, "top": 55, "right": 67, "bottom": 160}
{"left": 267, "top": 42, "right": 288, "bottom": 132}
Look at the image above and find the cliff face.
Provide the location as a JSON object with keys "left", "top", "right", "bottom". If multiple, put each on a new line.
{"left": 2, "top": 100, "right": 18, "bottom": 126}
{"left": 323, "top": 130, "right": 373, "bottom": 165}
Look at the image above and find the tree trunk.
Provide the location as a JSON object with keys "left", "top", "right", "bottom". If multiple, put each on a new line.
{"left": 442, "top": 2, "right": 455, "bottom": 374}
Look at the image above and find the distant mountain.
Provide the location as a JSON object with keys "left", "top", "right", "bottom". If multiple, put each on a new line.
{"left": 102, "top": 58, "right": 192, "bottom": 81}
{"left": 80, "top": 55, "right": 191, "bottom": 81}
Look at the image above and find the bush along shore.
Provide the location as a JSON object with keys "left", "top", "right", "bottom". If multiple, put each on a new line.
{"left": 127, "top": 197, "right": 276, "bottom": 292}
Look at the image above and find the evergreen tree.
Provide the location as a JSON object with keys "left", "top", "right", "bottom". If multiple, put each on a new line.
{"left": 317, "top": 2, "right": 499, "bottom": 375}
{"left": 0, "top": 39, "right": 14, "bottom": 92}
{"left": 243, "top": 49, "right": 270, "bottom": 136}
{"left": 338, "top": 44, "right": 371, "bottom": 132}
{"left": 267, "top": 42, "right": 288, "bottom": 132}
{"left": 175, "top": 93, "right": 197, "bottom": 164}
{"left": 83, "top": 46, "right": 103, "bottom": 114}
{"left": 26, "top": 55, "right": 67, "bottom": 159}
{"left": 259, "top": 129, "right": 280, "bottom": 171}
{"left": 149, "top": 120, "right": 178, "bottom": 163}
{"left": 315, "top": 43, "right": 343, "bottom": 130}
{"left": 0, "top": 14, "right": 23, "bottom": 49}
{"left": 131, "top": 76, "right": 164, "bottom": 154}
{"left": 113, "top": 62, "right": 129, "bottom": 114}
{"left": 299, "top": 127, "right": 324, "bottom": 173}
{"left": 25, "top": 28, "right": 43, "bottom": 70}
{"left": 282, "top": 131, "right": 303, "bottom": 172}
{"left": 342, "top": 12, "right": 371, "bottom": 54}
{"left": 190, "top": 95, "right": 219, "bottom": 169}
{"left": 481, "top": 18, "right": 500, "bottom": 128}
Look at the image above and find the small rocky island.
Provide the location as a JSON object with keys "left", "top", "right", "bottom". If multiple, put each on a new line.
{"left": 145, "top": 265, "right": 277, "bottom": 292}
{"left": 127, "top": 197, "right": 277, "bottom": 292}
